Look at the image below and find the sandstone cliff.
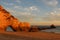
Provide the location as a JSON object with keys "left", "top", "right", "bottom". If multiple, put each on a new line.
{"left": 0, "top": 5, "right": 30, "bottom": 31}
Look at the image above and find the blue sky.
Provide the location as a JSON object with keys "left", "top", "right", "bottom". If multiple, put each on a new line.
{"left": 0, "top": 0, "right": 60, "bottom": 25}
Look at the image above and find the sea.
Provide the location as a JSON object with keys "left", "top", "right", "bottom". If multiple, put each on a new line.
{"left": 40, "top": 26, "right": 60, "bottom": 33}
{"left": 6, "top": 26, "right": 60, "bottom": 33}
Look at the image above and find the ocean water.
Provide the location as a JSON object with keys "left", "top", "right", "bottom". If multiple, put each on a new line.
{"left": 6, "top": 27, "right": 14, "bottom": 31}
{"left": 41, "top": 26, "right": 60, "bottom": 33}
{"left": 6, "top": 26, "right": 60, "bottom": 33}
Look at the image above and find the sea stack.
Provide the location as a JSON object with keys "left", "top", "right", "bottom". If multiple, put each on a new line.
{"left": 50, "top": 24, "right": 56, "bottom": 28}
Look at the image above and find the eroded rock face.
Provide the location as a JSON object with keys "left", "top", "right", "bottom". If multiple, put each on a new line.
{"left": 0, "top": 5, "right": 30, "bottom": 31}
{"left": 19, "top": 22, "right": 30, "bottom": 32}
{"left": 0, "top": 5, "right": 11, "bottom": 31}
{"left": 29, "top": 26, "right": 40, "bottom": 32}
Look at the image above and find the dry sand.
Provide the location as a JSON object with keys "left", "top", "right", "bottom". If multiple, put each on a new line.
{"left": 0, "top": 31, "right": 60, "bottom": 40}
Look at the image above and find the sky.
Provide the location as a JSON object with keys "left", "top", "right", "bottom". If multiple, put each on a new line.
{"left": 0, "top": 0, "right": 60, "bottom": 25}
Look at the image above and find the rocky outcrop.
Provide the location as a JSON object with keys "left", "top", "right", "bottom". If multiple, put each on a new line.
{"left": 50, "top": 24, "right": 56, "bottom": 28}
{"left": 0, "top": 5, "right": 30, "bottom": 31}
{"left": 19, "top": 22, "right": 30, "bottom": 32}
{"left": 0, "top": 5, "right": 11, "bottom": 31}
{"left": 29, "top": 26, "right": 40, "bottom": 32}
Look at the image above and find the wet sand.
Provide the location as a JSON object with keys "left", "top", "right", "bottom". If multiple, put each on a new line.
{"left": 0, "top": 31, "right": 60, "bottom": 40}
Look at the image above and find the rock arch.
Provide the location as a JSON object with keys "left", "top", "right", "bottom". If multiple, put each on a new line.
{"left": 0, "top": 5, "right": 30, "bottom": 32}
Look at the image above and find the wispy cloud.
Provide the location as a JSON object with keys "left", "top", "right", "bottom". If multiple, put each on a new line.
{"left": 42, "top": 8, "right": 60, "bottom": 21}
{"left": 14, "top": 5, "right": 22, "bottom": 9}
{"left": 24, "top": 6, "right": 39, "bottom": 11}
{"left": 24, "top": 6, "right": 40, "bottom": 15}
{"left": 42, "top": 0, "right": 58, "bottom": 7}
{"left": 6, "top": 7, "right": 18, "bottom": 16}
{"left": 3, "top": 2, "right": 14, "bottom": 6}
{"left": 15, "top": 0, "right": 21, "bottom": 3}
{"left": 13, "top": 6, "right": 40, "bottom": 16}
{"left": 6, "top": 6, "right": 37, "bottom": 20}
{"left": 28, "top": 6, "right": 38, "bottom": 11}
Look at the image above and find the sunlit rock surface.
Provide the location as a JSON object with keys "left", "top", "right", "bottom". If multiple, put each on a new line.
{"left": 0, "top": 5, "right": 30, "bottom": 31}
{"left": 19, "top": 22, "right": 30, "bottom": 32}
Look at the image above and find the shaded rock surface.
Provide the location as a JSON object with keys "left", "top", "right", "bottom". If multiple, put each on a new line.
{"left": 50, "top": 24, "right": 56, "bottom": 28}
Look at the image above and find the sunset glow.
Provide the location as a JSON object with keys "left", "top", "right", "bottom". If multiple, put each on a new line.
{"left": 0, "top": 0, "right": 60, "bottom": 25}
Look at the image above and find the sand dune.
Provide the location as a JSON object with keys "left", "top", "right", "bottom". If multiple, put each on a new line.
{"left": 0, "top": 31, "right": 60, "bottom": 40}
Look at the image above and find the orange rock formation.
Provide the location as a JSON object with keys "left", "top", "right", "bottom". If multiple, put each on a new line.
{"left": 0, "top": 5, "right": 30, "bottom": 31}
{"left": 19, "top": 22, "right": 30, "bottom": 31}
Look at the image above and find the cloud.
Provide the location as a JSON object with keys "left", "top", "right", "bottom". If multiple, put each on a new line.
{"left": 5, "top": 5, "right": 40, "bottom": 22}
{"left": 15, "top": 0, "right": 21, "bottom": 3}
{"left": 13, "top": 5, "right": 40, "bottom": 13}
{"left": 14, "top": 6, "right": 40, "bottom": 17}
{"left": 24, "top": 6, "right": 39, "bottom": 11}
{"left": 6, "top": 8, "right": 18, "bottom": 16}
{"left": 6, "top": 8, "right": 15, "bottom": 13}
{"left": 19, "top": 12, "right": 31, "bottom": 16}
{"left": 42, "top": 0, "right": 58, "bottom": 7}
{"left": 24, "top": 6, "right": 40, "bottom": 15}
{"left": 42, "top": 8, "right": 60, "bottom": 21}
{"left": 15, "top": 6, "right": 40, "bottom": 22}
{"left": 14, "top": 6, "right": 22, "bottom": 9}
{"left": 3, "top": 2, "right": 14, "bottom": 6}
{"left": 20, "top": 12, "right": 35, "bottom": 17}
{"left": 29, "top": 6, "right": 38, "bottom": 11}
{"left": 6, "top": 7, "right": 37, "bottom": 19}
{"left": 6, "top": 6, "right": 38, "bottom": 16}
{"left": 18, "top": 12, "right": 37, "bottom": 17}
{"left": 7, "top": 7, "right": 60, "bottom": 23}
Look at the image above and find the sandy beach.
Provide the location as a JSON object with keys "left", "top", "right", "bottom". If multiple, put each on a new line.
{"left": 0, "top": 31, "right": 60, "bottom": 40}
